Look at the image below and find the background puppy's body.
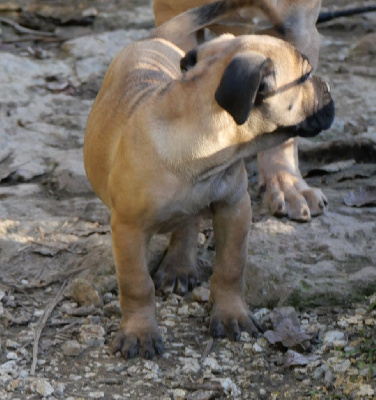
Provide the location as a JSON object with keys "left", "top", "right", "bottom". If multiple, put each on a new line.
{"left": 154, "top": 0, "right": 327, "bottom": 223}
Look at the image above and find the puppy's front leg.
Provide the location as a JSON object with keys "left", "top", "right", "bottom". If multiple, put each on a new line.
{"left": 110, "top": 214, "right": 163, "bottom": 359}
{"left": 209, "top": 180, "right": 262, "bottom": 340}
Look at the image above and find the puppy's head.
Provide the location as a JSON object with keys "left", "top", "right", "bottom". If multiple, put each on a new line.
{"left": 180, "top": 34, "right": 334, "bottom": 138}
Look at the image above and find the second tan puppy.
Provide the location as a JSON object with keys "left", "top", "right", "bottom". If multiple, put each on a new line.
{"left": 152, "top": 0, "right": 326, "bottom": 298}
{"left": 154, "top": 0, "right": 325, "bottom": 222}
{"left": 84, "top": 0, "right": 334, "bottom": 359}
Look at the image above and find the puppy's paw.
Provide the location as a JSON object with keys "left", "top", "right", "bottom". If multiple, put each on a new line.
{"left": 153, "top": 256, "right": 198, "bottom": 296}
{"left": 209, "top": 301, "right": 263, "bottom": 341}
{"left": 262, "top": 171, "right": 328, "bottom": 222}
{"left": 111, "top": 328, "right": 164, "bottom": 360}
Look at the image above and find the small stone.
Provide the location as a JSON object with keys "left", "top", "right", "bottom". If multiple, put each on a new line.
{"left": 313, "top": 366, "right": 324, "bottom": 380}
{"left": 33, "top": 378, "right": 54, "bottom": 396}
{"left": 54, "top": 382, "right": 65, "bottom": 398}
{"left": 332, "top": 340, "right": 347, "bottom": 349}
{"left": 356, "top": 384, "right": 374, "bottom": 397}
{"left": 7, "top": 378, "right": 24, "bottom": 392}
{"left": 71, "top": 278, "right": 102, "bottom": 307}
{"left": 102, "top": 292, "right": 113, "bottom": 304}
{"left": 253, "top": 343, "right": 263, "bottom": 353}
{"left": 0, "top": 373, "right": 12, "bottom": 387}
{"left": 33, "top": 309, "right": 44, "bottom": 317}
{"left": 203, "top": 357, "right": 222, "bottom": 373}
{"left": 324, "top": 370, "right": 333, "bottom": 386}
{"left": 337, "top": 319, "right": 348, "bottom": 329}
{"left": 143, "top": 360, "right": 159, "bottom": 373}
{"left": 6, "top": 352, "right": 18, "bottom": 360}
{"left": 253, "top": 308, "right": 270, "bottom": 320}
{"left": 177, "top": 304, "right": 189, "bottom": 316}
{"left": 323, "top": 331, "right": 347, "bottom": 347}
{"left": 184, "top": 347, "right": 200, "bottom": 358}
{"left": 89, "top": 392, "right": 104, "bottom": 398}
{"left": 255, "top": 337, "right": 269, "bottom": 351}
{"left": 0, "top": 361, "right": 18, "bottom": 378}
{"left": 359, "top": 367, "right": 372, "bottom": 377}
{"left": 6, "top": 340, "right": 20, "bottom": 350}
{"left": 172, "top": 388, "right": 186, "bottom": 400}
{"left": 179, "top": 357, "right": 200, "bottom": 374}
{"left": 103, "top": 301, "right": 121, "bottom": 317}
{"left": 62, "top": 340, "right": 83, "bottom": 356}
{"left": 192, "top": 286, "right": 210, "bottom": 303}
{"left": 19, "top": 370, "right": 29, "bottom": 379}
{"left": 0, "top": 290, "right": 5, "bottom": 301}
{"left": 240, "top": 331, "right": 252, "bottom": 342}
{"left": 331, "top": 359, "right": 351, "bottom": 373}
{"left": 217, "top": 378, "right": 241, "bottom": 397}
{"left": 198, "top": 233, "right": 206, "bottom": 245}
{"left": 78, "top": 324, "right": 105, "bottom": 346}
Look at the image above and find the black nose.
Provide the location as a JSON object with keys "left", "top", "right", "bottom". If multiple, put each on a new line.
{"left": 297, "top": 98, "right": 335, "bottom": 137}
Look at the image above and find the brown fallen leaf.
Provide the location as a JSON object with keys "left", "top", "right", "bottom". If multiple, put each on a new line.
{"left": 264, "top": 307, "right": 314, "bottom": 349}
{"left": 264, "top": 317, "right": 313, "bottom": 348}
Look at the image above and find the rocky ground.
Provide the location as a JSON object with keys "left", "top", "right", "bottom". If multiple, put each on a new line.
{"left": 0, "top": 0, "right": 376, "bottom": 399}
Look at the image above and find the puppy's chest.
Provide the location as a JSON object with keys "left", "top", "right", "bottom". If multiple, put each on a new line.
{"left": 156, "top": 162, "right": 243, "bottom": 231}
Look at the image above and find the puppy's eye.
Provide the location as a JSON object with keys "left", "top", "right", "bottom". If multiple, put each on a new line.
{"left": 180, "top": 49, "right": 198, "bottom": 72}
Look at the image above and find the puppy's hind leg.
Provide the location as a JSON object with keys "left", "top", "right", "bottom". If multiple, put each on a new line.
{"left": 153, "top": 216, "right": 200, "bottom": 296}
{"left": 110, "top": 214, "right": 163, "bottom": 359}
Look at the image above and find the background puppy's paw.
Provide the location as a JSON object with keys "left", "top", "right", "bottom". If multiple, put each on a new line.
{"left": 263, "top": 171, "right": 327, "bottom": 222}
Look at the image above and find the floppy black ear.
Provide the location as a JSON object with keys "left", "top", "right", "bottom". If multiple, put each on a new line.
{"left": 215, "top": 54, "right": 273, "bottom": 125}
{"left": 180, "top": 49, "right": 198, "bottom": 72}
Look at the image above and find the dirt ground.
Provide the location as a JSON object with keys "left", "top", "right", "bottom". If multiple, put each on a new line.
{"left": 0, "top": 0, "right": 376, "bottom": 399}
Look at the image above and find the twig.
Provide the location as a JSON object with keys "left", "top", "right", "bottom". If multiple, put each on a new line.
{"left": 203, "top": 231, "right": 214, "bottom": 251}
{"left": 318, "top": 5, "right": 376, "bottom": 24}
{"left": 30, "top": 280, "right": 69, "bottom": 375}
{"left": 0, "top": 16, "right": 55, "bottom": 36}
{"left": 201, "top": 337, "right": 214, "bottom": 361}
{"left": 1, "top": 36, "right": 66, "bottom": 44}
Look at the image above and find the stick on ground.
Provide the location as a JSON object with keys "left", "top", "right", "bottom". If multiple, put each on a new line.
{"left": 30, "top": 280, "right": 69, "bottom": 376}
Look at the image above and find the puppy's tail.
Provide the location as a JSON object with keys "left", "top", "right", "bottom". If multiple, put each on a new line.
{"left": 152, "top": 0, "right": 284, "bottom": 44}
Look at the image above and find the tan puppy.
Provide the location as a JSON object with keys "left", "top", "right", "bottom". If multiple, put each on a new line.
{"left": 84, "top": 0, "right": 334, "bottom": 359}
{"left": 154, "top": 0, "right": 324, "bottom": 222}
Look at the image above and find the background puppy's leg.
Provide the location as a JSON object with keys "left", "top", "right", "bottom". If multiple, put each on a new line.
{"left": 110, "top": 215, "right": 163, "bottom": 359}
{"left": 153, "top": 216, "right": 200, "bottom": 296}
{"left": 256, "top": 0, "right": 326, "bottom": 222}
{"left": 209, "top": 169, "right": 262, "bottom": 340}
